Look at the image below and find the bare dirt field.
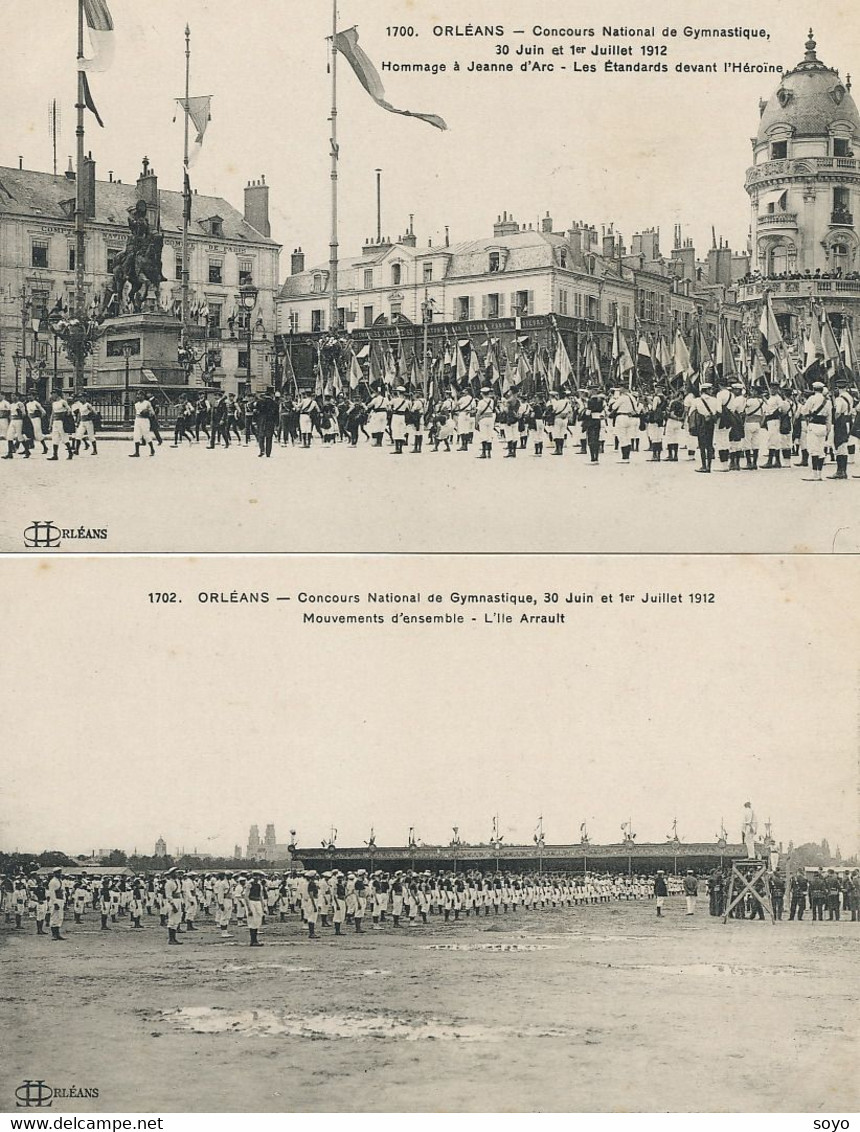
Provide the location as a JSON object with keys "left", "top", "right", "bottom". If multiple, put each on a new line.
{"left": 2, "top": 437, "right": 859, "bottom": 553}
{"left": 3, "top": 898, "right": 858, "bottom": 1113}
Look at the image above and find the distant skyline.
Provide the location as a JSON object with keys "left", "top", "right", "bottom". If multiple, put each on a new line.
{"left": 2, "top": 0, "right": 858, "bottom": 276}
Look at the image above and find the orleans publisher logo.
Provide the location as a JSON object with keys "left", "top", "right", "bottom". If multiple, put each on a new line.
{"left": 23, "top": 521, "right": 108, "bottom": 549}
{"left": 14, "top": 1080, "right": 99, "bottom": 1106}
{"left": 15, "top": 1080, "right": 53, "bottom": 1107}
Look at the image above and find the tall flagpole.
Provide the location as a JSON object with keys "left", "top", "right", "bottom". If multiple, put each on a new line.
{"left": 75, "top": 0, "right": 86, "bottom": 391}
{"left": 329, "top": 0, "right": 339, "bottom": 334}
{"left": 181, "top": 25, "right": 191, "bottom": 344}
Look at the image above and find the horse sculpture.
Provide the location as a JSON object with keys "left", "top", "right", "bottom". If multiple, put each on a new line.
{"left": 104, "top": 201, "right": 166, "bottom": 316}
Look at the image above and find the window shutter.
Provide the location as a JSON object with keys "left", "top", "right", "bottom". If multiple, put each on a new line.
{"left": 510, "top": 292, "right": 518, "bottom": 316}
{"left": 482, "top": 295, "right": 488, "bottom": 319}
{"left": 528, "top": 290, "right": 535, "bottom": 315}
{"left": 498, "top": 293, "right": 505, "bottom": 318}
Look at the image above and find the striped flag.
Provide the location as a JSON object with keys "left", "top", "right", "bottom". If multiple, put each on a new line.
{"left": 758, "top": 293, "right": 783, "bottom": 363}
{"left": 553, "top": 335, "right": 574, "bottom": 390}
{"left": 333, "top": 28, "right": 447, "bottom": 130}
{"left": 81, "top": 73, "right": 104, "bottom": 127}
{"left": 348, "top": 352, "right": 363, "bottom": 390}
{"left": 82, "top": 0, "right": 115, "bottom": 72}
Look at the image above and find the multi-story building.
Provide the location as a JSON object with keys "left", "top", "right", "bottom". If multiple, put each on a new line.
{"left": 154, "top": 837, "right": 167, "bottom": 857}
{"left": 738, "top": 31, "right": 860, "bottom": 341}
{"left": 0, "top": 157, "right": 280, "bottom": 397}
{"left": 276, "top": 212, "right": 743, "bottom": 387}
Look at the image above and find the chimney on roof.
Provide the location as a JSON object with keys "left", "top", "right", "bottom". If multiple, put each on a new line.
{"left": 137, "top": 156, "right": 158, "bottom": 206}
{"left": 108, "top": 170, "right": 113, "bottom": 182}
{"left": 291, "top": 247, "right": 305, "bottom": 275}
{"left": 244, "top": 176, "right": 270, "bottom": 238}
{"left": 602, "top": 233, "right": 616, "bottom": 259}
{"left": 493, "top": 211, "right": 519, "bottom": 237}
{"left": 541, "top": 211, "right": 553, "bottom": 233}
{"left": 18, "top": 156, "right": 23, "bottom": 171}
{"left": 445, "top": 225, "right": 449, "bottom": 247}
{"left": 568, "top": 225, "right": 582, "bottom": 255}
{"left": 401, "top": 214, "right": 417, "bottom": 248}
{"left": 65, "top": 156, "right": 75, "bottom": 181}
{"left": 82, "top": 152, "right": 96, "bottom": 219}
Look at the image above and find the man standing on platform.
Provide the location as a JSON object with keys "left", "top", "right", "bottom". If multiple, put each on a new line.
{"left": 742, "top": 801, "right": 758, "bottom": 859}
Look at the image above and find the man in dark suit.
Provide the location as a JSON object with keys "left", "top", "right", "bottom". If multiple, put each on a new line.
{"left": 253, "top": 388, "right": 279, "bottom": 457}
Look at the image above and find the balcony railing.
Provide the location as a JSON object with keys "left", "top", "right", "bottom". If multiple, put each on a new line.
{"left": 738, "top": 278, "right": 860, "bottom": 301}
{"left": 830, "top": 211, "right": 854, "bottom": 226}
{"left": 757, "top": 212, "right": 798, "bottom": 227}
{"left": 746, "top": 155, "right": 860, "bottom": 187}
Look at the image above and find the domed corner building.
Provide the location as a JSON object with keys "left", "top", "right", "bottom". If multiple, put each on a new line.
{"left": 739, "top": 29, "right": 860, "bottom": 340}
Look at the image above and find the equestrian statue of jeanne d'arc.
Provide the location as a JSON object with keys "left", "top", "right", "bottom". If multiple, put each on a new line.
{"left": 105, "top": 198, "right": 165, "bottom": 316}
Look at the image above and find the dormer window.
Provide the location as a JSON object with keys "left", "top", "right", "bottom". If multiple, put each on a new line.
{"left": 391, "top": 263, "right": 402, "bottom": 286}
{"left": 488, "top": 251, "right": 500, "bottom": 273}
{"left": 559, "top": 249, "right": 567, "bottom": 268}
{"left": 205, "top": 216, "right": 223, "bottom": 237}
{"left": 771, "top": 141, "right": 788, "bottom": 159}
{"left": 312, "top": 272, "right": 325, "bottom": 293}
{"left": 833, "top": 138, "right": 851, "bottom": 157}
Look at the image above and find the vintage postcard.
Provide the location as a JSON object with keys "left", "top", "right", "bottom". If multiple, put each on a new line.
{"left": 2, "top": 0, "right": 859, "bottom": 1124}
{"left": 1, "top": 0, "right": 859, "bottom": 552}
{"left": 1, "top": 553, "right": 859, "bottom": 1116}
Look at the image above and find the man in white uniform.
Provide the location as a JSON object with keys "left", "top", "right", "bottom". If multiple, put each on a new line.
{"left": 47, "top": 868, "right": 66, "bottom": 940}
{"left": 799, "top": 381, "right": 831, "bottom": 483}
{"left": 475, "top": 386, "right": 496, "bottom": 459}
{"left": 129, "top": 395, "right": 156, "bottom": 457}
{"left": 26, "top": 395, "right": 48, "bottom": 454}
{"left": 610, "top": 385, "right": 640, "bottom": 462}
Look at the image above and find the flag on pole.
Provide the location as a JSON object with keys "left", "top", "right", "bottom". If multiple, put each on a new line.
{"left": 612, "top": 322, "right": 635, "bottom": 387}
{"left": 758, "top": 294, "right": 783, "bottom": 362}
{"left": 637, "top": 333, "right": 653, "bottom": 371}
{"left": 382, "top": 343, "right": 396, "bottom": 387}
{"left": 81, "top": 0, "right": 115, "bottom": 73}
{"left": 750, "top": 349, "right": 769, "bottom": 393}
{"left": 333, "top": 27, "right": 448, "bottom": 130}
{"left": 840, "top": 323, "right": 859, "bottom": 378}
{"left": 455, "top": 342, "right": 467, "bottom": 383}
{"left": 584, "top": 335, "right": 602, "bottom": 387}
{"left": 81, "top": 73, "right": 104, "bottom": 128}
{"left": 673, "top": 330, "right": 691, "bottom": 378}
{"left": 176, "top": 96, "right": 213, "bottom": 167}
{"left": 553, "top": 334, "right": 574, "bottom": 390}
{"left": 283, "top": 349, "right": 300, "bottom": 397}
{"left": 349, "top": 352, "right": 362, "bottom": 390}
{"left": 820, "top": 314, "right": 842, "bottom": 380}
{"left": 803, "top": 312, "right": 824, "bottom": 376}
{"left": 716, "top": 322, "right": 738, "bottom": 381}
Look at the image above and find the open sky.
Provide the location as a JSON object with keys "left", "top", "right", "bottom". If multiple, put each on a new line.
{"left": 2, "top": 0, "right": 859, "bottom": 270}
{"left": 1, "top": 555, "right": 857, "bottom": 859}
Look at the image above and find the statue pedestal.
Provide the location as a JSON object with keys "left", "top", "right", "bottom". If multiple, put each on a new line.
{"left": 94, "top": 311, "right": 188, "bottom": 391}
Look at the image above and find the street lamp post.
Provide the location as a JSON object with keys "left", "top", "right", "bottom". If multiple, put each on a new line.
{"left": 121, "top": 343, "right": 134, "bottom": 422}
{"left": 238, "top": 284, "right": 258, "bottom": 395}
